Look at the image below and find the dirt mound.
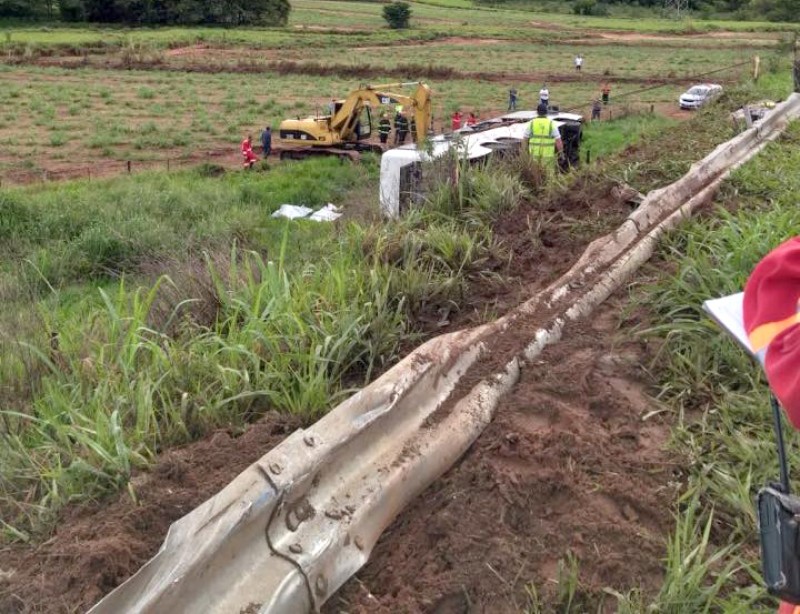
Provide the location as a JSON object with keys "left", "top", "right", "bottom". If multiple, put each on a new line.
{"left": 0, "top": 413, "right": 301, "bottom": 614}
{"left": 464, "top": 176, "right": 630, "bottom": 322}
{"left": 327, "top": 301, "right": 678, "bottom": 612}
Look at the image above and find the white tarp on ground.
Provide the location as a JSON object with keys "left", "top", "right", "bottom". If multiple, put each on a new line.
{"left": 379, "top": 111, "right": 583, "bottom": 218}
{"left": 272, "top": 203, "right": 343, "bottom": 222}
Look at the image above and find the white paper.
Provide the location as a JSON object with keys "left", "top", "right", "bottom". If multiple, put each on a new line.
{"left": 703, "top": 292, "right": 761, "bottom": 360}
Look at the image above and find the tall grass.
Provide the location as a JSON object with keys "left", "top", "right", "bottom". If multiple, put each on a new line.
{"left": 630, "top": 122, "right": 800, "bottom": 610}
{"left": 0, "top": 155, "right": 520, "bottom": 539}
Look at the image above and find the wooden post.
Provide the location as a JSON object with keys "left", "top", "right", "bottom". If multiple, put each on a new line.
{"left": 127, "top": 160, "right": 131, "bottom": 173}
{"left": 167, "top": 159, "right": 170, "bottom": 172}
{"left": 586, "top": 149, "right": 591, "bottom": 165}
{"left": 753, "top": 55, "right": 761, "bottom": 82}
{"left": 650, "top": 104, "right": 654, "bottom": 113}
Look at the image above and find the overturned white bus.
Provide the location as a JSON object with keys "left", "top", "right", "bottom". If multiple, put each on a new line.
{"left": 379, "top": 110, "right": 583, "bottom": 218}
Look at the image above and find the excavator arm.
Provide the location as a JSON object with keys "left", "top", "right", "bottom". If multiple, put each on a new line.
{"left": 331, "top": 82, "right": 432, "bottom": 144}
{"left": 278, "top": 81, "right": 431, "bottom": 157}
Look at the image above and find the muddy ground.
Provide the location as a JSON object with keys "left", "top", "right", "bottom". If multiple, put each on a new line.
{"left": 0, "top": 170, "right": 649, "bottom": 613}
{"left": 326, "top": 301, "right": 677, "bottom": 613}
{"left": 0, "top": 414, "right": 301, "bottom": 613}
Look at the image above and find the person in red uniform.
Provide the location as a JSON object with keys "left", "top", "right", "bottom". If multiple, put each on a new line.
{"left": 466, "top": 112, "right": 477, "bottom": 127}
{"left": 241, "top": 134, "right": 258, "bottom": 169}
{"left": 742, "top": 237, "right": 800, "bottom": 614}
{"left": 451, "top": 111, "right": 462, "bottom": 131}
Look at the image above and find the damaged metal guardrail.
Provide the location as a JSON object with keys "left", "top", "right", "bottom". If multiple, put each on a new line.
{"left": 89, "top": 93, "right": 800, "bottom": 614}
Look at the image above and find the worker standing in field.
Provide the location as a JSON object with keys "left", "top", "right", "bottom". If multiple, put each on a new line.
{"left": 524, "top": 103, "right": 563, "bottom": 173}
{"left": 539, "top": 84, "right": 550, "bottom": 109}
{"left": 327, "top": 98, "right": 336, "bottom": 116}
{"left": 396, "top": 112, "right": 409, "bottom": 144}
{"left": 601, "top": 82, "right": 611, "bottom": 105}
{"left": 261, "top": 126, "right": 272, "bottom": 158}
{"left": 591, "top": 99, "right": 602, "bottom": 121}
{"left": 575, "top": 54, "right": 583, "bottom": 72}
{"left": 508, "top": 87, "right": 518, "bottom": 111}
{"left": 378, "top": 113, "right": 392, "bottom": 146}
{"left": 241, "top": 135, "right": 258, "bottom": 169}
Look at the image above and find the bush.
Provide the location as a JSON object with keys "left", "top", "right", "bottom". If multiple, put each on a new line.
{"left": 572, "top": 0, "right": 609, "bottom": 15}
{"left": 383, "top": 1, "right": 412, "bottom": 29}
{"left": 72, "top": 0, "right": 291, "bottom": 25}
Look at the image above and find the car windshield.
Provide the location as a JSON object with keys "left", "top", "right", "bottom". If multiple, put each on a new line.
{"left": 687, "top": 87, "right": 708, "bottom": 96}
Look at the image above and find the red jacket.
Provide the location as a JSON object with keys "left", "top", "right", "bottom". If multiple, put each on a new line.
{"left": 241, "top": 138, "right": 254, "bottom": 156}
{"left": 451, "top": 113, "right": 462, "bottom": 130}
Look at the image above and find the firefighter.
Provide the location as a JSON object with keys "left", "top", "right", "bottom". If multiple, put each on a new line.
{"left": 396, "top": 112, "right": 409, "bottom": 144}
{"left": 524, "top": 103, "right": 563, "bottom": 172}
{"left": 378, "top": 113, "right": 392, "bottom": 146}
{"left": 451, "top": 110, "right": 462, "bottom": 131}
{"left": 466, "top": 112, "right": 478, "bottom": 127}
{"left": 409, "top": 116, "right": 417, "bottom": 142}
{"left": 241, "top": 134, "right": 258, "bottom": 169}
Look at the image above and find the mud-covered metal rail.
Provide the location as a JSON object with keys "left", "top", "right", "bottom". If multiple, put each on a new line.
{"left": 89, "top": 94, "right": 800, "bottom": 614}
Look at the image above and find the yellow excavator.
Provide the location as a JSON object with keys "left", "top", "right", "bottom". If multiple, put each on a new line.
{"left": 278, "top": 81, "right": 432, "bottom": 160}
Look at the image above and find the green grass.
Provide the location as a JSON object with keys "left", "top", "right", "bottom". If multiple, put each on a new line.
{"left": 582, "top": 111, "right": 678, "bottom": 161}
{"left": 0, "top": 153, "right": 526, "bottom": 540}
{"left": 628, "top": 122, "right": 800, "bottom": 611}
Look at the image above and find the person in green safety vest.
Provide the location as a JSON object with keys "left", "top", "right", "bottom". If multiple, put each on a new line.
{"left": 523, "top": 102, "right": 563, "bottom": 168}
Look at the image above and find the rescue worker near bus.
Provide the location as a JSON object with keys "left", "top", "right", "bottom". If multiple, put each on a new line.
{"left": 241, "top": 134, "right": 258, "bottom": 169}
{"left": 409, "top": 116, "right": 417, "bottom": 142}
{"left": 395, "top": 112, "right": 409, "bottom": 144}
{"left": 466, "top": 112, "right": 478, "bottom": 127}
{"left": 378, "top": 113, "right": 392, "bottom": 146}
{"left": 539, "top": 84, "right": 550, "bottom": 109}
{"left": 524, "top": 103, "right": 563, "bottom": 170}
{"left": 451, "top": 110, "right": 463, "bottom": 131}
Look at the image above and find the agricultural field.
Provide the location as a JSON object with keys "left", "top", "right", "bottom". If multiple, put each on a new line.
{"left": 0, "top": 1, "right": 799, "bottom": 612}
{"left": 0, "top": 0, "right": 789, "bottom": 182}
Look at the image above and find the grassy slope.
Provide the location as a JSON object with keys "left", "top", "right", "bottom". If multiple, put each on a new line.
{"left": 632, "top": 122, "right": 800, "bottom": 612}
{"left": 0, "top": 151, "right": 535, "bottom": 539}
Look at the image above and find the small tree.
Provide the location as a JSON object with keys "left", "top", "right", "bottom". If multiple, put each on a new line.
{"left": 383, "top": 1, "right": 411, "bottom": 29}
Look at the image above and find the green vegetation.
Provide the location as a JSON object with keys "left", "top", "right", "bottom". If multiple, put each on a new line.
{"left": 628, "top": 122, "right": 800, "bottom": 610}
{"left": 0, "top": 154, "right": 529, "bottom": 539}
{"left": 581, "top": 111, "right": 677, "bottom": 161}
{"left": 383, "top": 1, "right": 413, "bottom": 29}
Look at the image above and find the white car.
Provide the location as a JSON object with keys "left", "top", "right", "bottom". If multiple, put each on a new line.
{"left": 679, "top": 84, "right": 723, "bottom": 110}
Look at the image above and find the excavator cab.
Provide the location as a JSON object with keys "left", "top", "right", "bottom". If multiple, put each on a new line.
{"left": 356, "top": 107, "right": 373, "bottom": 140}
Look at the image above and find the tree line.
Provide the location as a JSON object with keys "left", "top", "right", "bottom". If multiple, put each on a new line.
{"left": 478, "top": 0, "right": 800, "bottom": 22}
{"left": 0, "top": 0, "right": 291, "bottom": 25}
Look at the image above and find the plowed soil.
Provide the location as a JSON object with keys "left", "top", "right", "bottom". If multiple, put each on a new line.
{"left": 326, "top": 300, "right": 678, "bottom": 613}
{"left": 0, "top": 414, "right": 301, "bottom": 613}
